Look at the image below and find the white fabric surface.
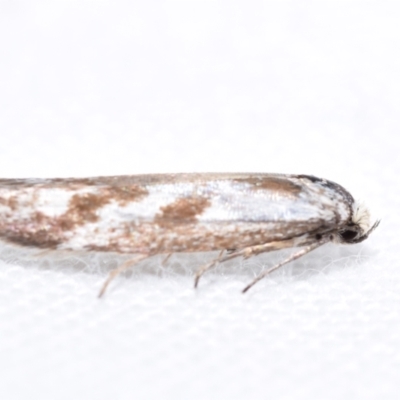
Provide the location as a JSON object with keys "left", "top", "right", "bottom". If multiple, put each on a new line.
{"left": 0, "top": 2, "right": 399, "bottom": 399}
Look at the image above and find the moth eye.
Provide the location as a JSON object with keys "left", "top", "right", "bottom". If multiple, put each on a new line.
{"left": 340, "top": 230, "right": 358, "bottom": 242}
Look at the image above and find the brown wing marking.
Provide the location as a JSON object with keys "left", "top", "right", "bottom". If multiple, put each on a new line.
{"left": 154, "top": 197, "right": 211, "bottom": 228}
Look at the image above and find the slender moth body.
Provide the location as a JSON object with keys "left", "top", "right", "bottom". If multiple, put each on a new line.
{"left": 0, "top": 173, "right": 379, "bottom": 295}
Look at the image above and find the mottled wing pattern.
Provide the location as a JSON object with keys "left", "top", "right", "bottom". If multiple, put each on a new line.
{"left": 0, "top": 174, "right": 353, "bottom": 254}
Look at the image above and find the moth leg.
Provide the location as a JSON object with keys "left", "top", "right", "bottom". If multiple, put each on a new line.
{"left": 193, "top": 249, "right": 226, "bottom": 288}
{"left": 242, "top": 240, "right": 328, "bottom": 293}
{"left": 161, "top": 253, "right": 172, "bottom": 266}
{"left": 98, "top": 254, "right": 149, "bottom": 298}
{"left": 33, "top": 249, "right": 55, "bottom": 257}
{"left": 194, "top": 238, "right": 324, "bottom": 288}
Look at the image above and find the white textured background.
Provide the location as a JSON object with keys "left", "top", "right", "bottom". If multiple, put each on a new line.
{"left": 0, "top": 1, "right": 399, "bottom": 399}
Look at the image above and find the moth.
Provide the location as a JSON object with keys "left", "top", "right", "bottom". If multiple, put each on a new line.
{"left": 0, "top": 173, "right": 379, "bottom": 295}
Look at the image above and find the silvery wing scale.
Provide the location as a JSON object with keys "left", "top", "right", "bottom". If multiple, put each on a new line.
{"left": 0, "top": 173, "right": 379, "bottom": 295}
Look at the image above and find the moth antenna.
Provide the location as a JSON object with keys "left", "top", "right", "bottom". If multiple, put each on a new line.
{"left": 353, "top": 219, "right": 380, "bottom": 244}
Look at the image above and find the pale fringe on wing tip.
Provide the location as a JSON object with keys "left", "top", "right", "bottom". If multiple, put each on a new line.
{"left": 352, "top": 201, "right": 371, "bottom": 235}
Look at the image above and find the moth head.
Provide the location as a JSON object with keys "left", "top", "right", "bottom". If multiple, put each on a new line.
{"left": 337, "top": 201, "right": 380, "bottom": 244}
